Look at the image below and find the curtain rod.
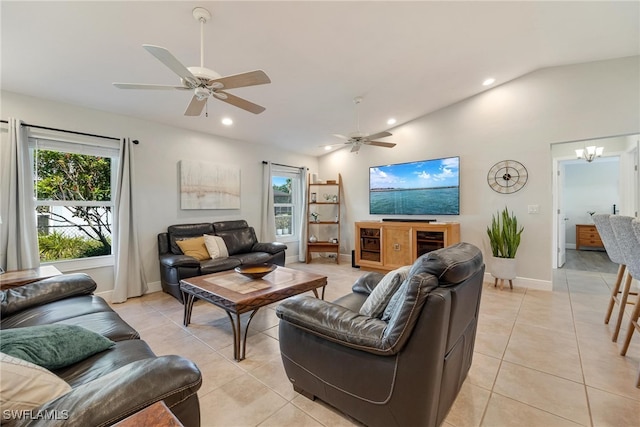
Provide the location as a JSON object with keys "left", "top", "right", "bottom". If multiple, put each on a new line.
{"left": 1, "top": 119, "right": 120, "bottom": 142}
{"left": 262, "top": 161, "right": 307, "bottom": 170}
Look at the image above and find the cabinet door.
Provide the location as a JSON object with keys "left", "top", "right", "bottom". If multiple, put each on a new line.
{"left": 383, "top": 226, "right": 412, "bottom": 269}
{"left": 356, "top": 225, "right": 383, "bottom": 268}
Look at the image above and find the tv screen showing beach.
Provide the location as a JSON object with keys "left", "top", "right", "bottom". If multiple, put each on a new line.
{"left": 369, "top": 156, "right": 460, "bottom": 215}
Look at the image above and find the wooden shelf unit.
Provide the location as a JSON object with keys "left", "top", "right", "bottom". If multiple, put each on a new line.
{"left": 306, "top": 174, "right": 342, "bottom": 263}
{"left": 355, "top": 221, "right": 460, "bottom": 272}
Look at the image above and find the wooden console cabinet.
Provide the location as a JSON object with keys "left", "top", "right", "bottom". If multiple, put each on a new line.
{"left": 355, "top": 221, "right": 460, "bottom": 272}
{"left": 575, "top": 224, "right": 604, "bottom": 250}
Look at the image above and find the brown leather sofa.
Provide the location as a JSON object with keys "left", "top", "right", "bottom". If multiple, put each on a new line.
{"left": 276, "top": 242, "right": 484, "bottom": 427}
{"left": 158, "top": 220, "right": 287, "bottom": 302}
{"left": 0, "top": 273, "right": 202, "bottom": 427}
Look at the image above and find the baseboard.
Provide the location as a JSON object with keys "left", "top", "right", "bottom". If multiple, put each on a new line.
{"left": 96, "top": 280, "right": 163, "bottom": 303}
{"left": 483, "top": 272, "right": 552, "bottom": 291}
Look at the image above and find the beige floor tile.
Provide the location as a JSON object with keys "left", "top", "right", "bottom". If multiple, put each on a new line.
{"left": 504, "top": 322, "right": 583, "bottom": 382}
{"left": 444, "top": 381, "right": 491, "bottom": 427}
{"left": 579, "top": 351, "right": 640, "bottom": 401}
{"left": 493, "top": 361, "right": 590, "bottom": 425}
{"left": 587, "top": 386, "right": 640, "bottom": 427}
{"left": 257, "top": 403, "right": 324, "bottom": 427}
{"left": 481, "top": 393, "right": 584, "bottom": 427}
{"left": 195, "top": 352, "right": 246, "bottom": 396}
{"left": 290, "top": 395, "right": 360, "bottom": 426}
{"left": 467, "top": 352, "right": 501, "bottom": 391}
{"left": 198, "top": 373, "right": 288, "bottom": 426}
{"left": 249, "top": 358, "right": 297, "bottom": 401}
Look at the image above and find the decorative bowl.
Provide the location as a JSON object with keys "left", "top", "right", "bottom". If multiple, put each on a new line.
{"left": 234, "top": 263, "right": 277, "bottom": 279}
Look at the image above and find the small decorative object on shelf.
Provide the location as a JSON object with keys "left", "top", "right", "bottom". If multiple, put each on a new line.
{"left": 310, "top": 212, "right": 319, "bottom": 222}
{"left": 309, "top": 235, "right": 318, "bottom": 243}
{"left": 311, "top": 192, "right": 317, "bottom": 203}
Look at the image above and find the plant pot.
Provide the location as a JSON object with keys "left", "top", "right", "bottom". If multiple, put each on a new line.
{"left": 490, "top": 256, "right": 517, "bottom": 280}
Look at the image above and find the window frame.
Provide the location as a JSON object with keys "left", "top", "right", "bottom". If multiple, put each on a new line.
{"left": 28, "top": 130, "right": 120, "bottom": 267}
{"left": 271, "top": 166, "right": 302, "bottom": 243}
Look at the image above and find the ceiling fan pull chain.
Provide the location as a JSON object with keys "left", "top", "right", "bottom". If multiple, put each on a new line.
{"left": 205, "top": 100, "right": 208, "bottom": 117}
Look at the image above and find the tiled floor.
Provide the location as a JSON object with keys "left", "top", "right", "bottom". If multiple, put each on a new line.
{"left": 110, "top": 260, "right": 640, "bottom": 427}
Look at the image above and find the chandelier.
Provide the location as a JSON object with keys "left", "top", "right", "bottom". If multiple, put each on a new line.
{"left": 575, "top": 146, "right": 604, "bottom": 162}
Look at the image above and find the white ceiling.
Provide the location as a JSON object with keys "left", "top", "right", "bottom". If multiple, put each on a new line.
{"left": 2, "top": 1, "right": 639, "bottom": 157}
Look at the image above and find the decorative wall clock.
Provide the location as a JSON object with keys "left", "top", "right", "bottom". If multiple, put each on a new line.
{"left": 487, "top": 160, "right": 528, "bottom": 194}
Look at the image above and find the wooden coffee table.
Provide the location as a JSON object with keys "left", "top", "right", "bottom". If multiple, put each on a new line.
{"left": 179, "top": 266, "right": 327, "bottom": 361}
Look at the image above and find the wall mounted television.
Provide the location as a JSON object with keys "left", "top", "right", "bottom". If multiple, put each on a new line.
{"left": 369, "top": 156, "right": 460, "bottom": 215}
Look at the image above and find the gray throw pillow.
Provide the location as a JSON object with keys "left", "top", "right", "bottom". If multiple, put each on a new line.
{"left": 359, "top": 266, "right": 411, "bottom": 318}
{"left": 0, "top": 324, "right": 115, "bottom": 370}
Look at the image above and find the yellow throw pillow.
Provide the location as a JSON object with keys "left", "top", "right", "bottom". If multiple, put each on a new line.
{"left": 0, "top": 352, "right": 72, "bottom": 413}
{"left": 176, "top": 236, "right": 210, "bottom": 261}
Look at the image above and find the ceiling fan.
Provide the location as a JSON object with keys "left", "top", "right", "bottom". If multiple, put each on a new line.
{"left": 113, "top": 7, "right": 270, "bottom": 116}
{"left": 327, "top": 96, "right": 397, "bottom": 153}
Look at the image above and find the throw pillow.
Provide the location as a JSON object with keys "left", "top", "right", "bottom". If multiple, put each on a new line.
{"left": 0, "top": 324, "right": 115, "bottom": 370}
{"left": 359, "top": 266, "right": 411, "bottom": 318}
{"left": 203, "top": 235, "right": 229, "bottom": 259}
{"left": 0, "top": 352, "right": 72, "bottom": 412}
{"left": 176, "top": 236, "right": 211, "bottom": 261}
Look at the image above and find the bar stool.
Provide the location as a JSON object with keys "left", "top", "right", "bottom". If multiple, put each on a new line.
{"left": 593, "top": 214, "right": 630, "bottom": 341}
{"left": 624, "top": 218, "right": 640, "bottom": 387}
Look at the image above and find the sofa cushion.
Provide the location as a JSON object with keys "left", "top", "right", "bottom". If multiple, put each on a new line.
{"left": 176, "top": 236, "right": 211, "bottom": 261}
{"left": 1, "top": 295, "right": 139, "bottom": 342}
{"left": 200, "top": 257, "right": 242, "bottom": 275}
{"left": 0, "top": 324, "right": 115, "bottom": 370}
{"left": 0, "top": 352, "right": 71, "bottom": 412}
{"left": 215, "top": 227, "right": 257, "bottom": 255}
{"left": 168, "top": 223, "right": 214, "bottom": 255}
{"left": 229, "top": 252, "right": 273, "bottom": 265}
{"left": 359, "top": 266, "right": 410, "bottom": 318}
{"left": 203, "top": 234, "right": 229, "bottom": 259}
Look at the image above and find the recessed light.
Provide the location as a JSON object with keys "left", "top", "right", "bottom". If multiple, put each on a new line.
{"left": 482, "top": 78, "right": 496, "bottom": 86}
{"left": 221, "top": 117, "right": 233, "bottom": 126}
{"left": 324, "top": 145, "right": 332, "bottom": 151}
{"left": 387, "top": 118, "right": 397, "bottom": 126}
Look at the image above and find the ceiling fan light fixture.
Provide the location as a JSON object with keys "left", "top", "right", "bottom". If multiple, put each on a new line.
{"left": 194, "top": 87, "right": 210, "bottom": 100}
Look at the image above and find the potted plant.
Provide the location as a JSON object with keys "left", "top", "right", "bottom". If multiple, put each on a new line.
{"left": 486, "top": 207, "right": 524, "bottom": 287}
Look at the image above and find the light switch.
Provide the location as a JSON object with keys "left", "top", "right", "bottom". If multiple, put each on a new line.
{"left": 527, "top": 205, "right": 539, "bottom": 214}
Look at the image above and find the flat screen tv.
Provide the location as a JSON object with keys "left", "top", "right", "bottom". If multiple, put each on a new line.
{"left": 369, "top": 156, "right": 460, "bottom": 215}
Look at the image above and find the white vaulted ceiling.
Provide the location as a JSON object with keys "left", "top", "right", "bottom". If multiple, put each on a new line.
{"left": 2, "top": 1, "right": 638, "bottom": 156}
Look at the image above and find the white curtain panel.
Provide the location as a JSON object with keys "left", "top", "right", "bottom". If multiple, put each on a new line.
{"left": 112, "top": 138, "right": 147, "bottom": 303}
{"left": 260, "top": 161, "right": 277, "bottom": 242}
{"left": 298, "top": 167, "right": 308, "bottom": 262}
{"left": 1, "top": 118, "right": 40, "bottom": 270}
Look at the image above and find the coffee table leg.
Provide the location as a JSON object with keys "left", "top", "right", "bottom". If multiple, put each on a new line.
{"left": 182, "top": 292, "right": 196, "bottom": 327}
{"left": 311, "top": 286, "right": 326, "bottom": 300}
{"left": 226, "top": 309, "right": 260, "bottom": 361}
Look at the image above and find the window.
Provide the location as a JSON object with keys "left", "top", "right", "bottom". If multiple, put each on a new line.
{"left": 272, "top": 167, "right": 302, "bottom": 239}
{"left": 29, "top": 133, "right": 119, "bottom": 262}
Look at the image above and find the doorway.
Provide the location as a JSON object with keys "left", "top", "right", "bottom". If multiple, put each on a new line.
{"left": 551, "top": 134, "right": 639, "bottom": 272}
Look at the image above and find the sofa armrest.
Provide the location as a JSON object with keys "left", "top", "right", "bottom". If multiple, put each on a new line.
{"left": 24, "top": 356, "right": 202, "bottom": 427}
{"left": 351, "top": 272, "right": 385, "bottom": 295}
{"left": 251, "top": 241, "right": 287, "bottom": 255}
{"left": 0, "top": 273, "right": 97, "bottom": 317}
{"left": 276, "top": 296, "right": 396, "bottom": 356}
{"left": 159, "top": 254, "right": 201, "bottom": 268}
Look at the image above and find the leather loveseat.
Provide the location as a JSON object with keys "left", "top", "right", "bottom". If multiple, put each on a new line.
{"left": 276, "top": 242, "right": 484, "bottom": 427}
{"left": 0, "top": 273, "right": 202, "bottom": 427}
{"left": 158, "top": 220, "right": 287, "bottom": 302}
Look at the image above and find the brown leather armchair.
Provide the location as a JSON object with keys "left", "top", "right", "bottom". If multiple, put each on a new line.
{"left": 276, "top": 242, "right": 484, "bottom": 427}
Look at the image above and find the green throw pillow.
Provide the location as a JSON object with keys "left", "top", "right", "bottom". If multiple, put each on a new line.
{"left": 0, "top": 324, "right": 115, "bottom": 370}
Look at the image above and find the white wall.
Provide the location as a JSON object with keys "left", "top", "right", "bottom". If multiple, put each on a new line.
{"left": 563, "top": 158, "right": 619, "bottom": 247}
{"left": 318, "top": 56, "right": 640, "bottom": 286}
{"left": 2, "top": 91, "right": 318, "bottom": 293}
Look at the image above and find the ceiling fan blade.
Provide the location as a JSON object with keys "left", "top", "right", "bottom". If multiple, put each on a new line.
{"left": 366, "top": 131, "right": 392, "bottom": 141}
{"left": 184, "top": 95, "right": 207, "bottom": 116}
{"left": 332, "top": 134, "right": 350, "bottom": 140}
{"left": 366, "top": 141, "right": 397, "bottom": 148}
{"left": 143, "top": 44, "right": 197, "bottom": 85}
{"left": 208, "top": 70, "right": 271, "bottom": 90}
{"left": 215, "top": 91, "right": 266, "bottom": 114}
{"left": 113, "top": 83, "right": 188, "bottom": 90}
